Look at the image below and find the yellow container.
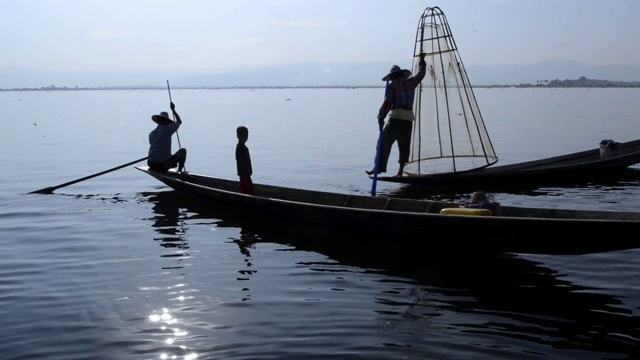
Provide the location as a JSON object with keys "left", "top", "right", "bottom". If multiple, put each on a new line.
{"left": 440, "top": 208, "right": 493, "bottom": 216}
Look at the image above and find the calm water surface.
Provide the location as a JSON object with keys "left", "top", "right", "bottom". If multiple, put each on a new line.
{"left": 1, "top": 88, "right": 639, "bottom": 359}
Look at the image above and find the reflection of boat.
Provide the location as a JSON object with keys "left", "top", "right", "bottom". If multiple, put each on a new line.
{"left": 136, "top": 166, "right": 640, "bottom": 255}
{"left": 138, "top": 189, "right": 640, "bottom": 359}
{"left": 375, "top": 138, "right": 640, "bottom": 186}
{"left": 374, "top": 6, "right": 640, "bottom": 185}
{"left": 144, "top": 191, "right": 191, "bottom": 269}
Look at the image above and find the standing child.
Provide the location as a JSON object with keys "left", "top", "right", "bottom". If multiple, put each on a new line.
{"left": 235, "top": 126, "right": 253, "bottom": 195}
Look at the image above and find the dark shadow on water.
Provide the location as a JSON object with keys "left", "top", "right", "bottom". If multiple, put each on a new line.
{"left": 136, "top": 189, "right": 640, "bottom": 359}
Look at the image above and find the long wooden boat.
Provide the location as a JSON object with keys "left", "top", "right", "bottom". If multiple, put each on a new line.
{"left": 137, "top": 166, "right": 640, "bottom": 255}
{"left": 374, "top": 138, "right": 640, "bottom": 186}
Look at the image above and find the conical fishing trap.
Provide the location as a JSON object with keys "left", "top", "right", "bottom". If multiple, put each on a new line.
{"left": 404, "top": 6, "right": 498, "bottom": 176}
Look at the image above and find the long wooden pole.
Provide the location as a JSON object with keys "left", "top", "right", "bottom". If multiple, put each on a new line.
{"left": 29, "top": 156, "right": 148, "bottom": 194}
{"left": 166, "top": 80, "right": 182, "bottom": 149}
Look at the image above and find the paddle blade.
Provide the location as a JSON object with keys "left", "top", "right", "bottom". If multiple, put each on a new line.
{"left": 28, "top": 187, "right": 55, "bottom": 194}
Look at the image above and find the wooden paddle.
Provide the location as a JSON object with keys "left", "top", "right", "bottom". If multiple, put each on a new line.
{"left": 29, "top": 156, "right": 149, "bottom": 194}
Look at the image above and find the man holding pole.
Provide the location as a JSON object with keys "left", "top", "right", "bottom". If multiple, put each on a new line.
{"left": 147, "top": 101, "right": 187, "bottom": 174}
{"left": 366, "top": 52, "right": 427, "bottom": 178}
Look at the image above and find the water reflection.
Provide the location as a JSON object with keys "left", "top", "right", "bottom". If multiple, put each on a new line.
{"left": 139, "top": 192, "right": 202, "bottom": 359}
{"left": 229, "top": 229, "right": 259, "bottom": 302}
{"left": 397, "top": 254, "right": 638, "bottom": 356}
{"left": 142, "top": 191, "right": 190, "bottom": 270}
{"left": 142, "top": 190, "right": 260, "bottom": 302}
{"left": 296, "top": 239, "right": 640, "bottom": 357}
{"left": 137, "top": 189, "right": 640, "bottom": 358}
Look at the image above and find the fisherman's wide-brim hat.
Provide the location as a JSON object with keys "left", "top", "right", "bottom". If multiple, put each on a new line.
{"left": 470, "top": 191, "right": 490, "bottom": 203}
{"left": 152, "top": 111, "right": 173, "bottom": 125}
{"left": 382, "top": 65, "right": 411, "bottom": 81}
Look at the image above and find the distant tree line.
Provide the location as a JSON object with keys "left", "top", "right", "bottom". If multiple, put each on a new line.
{"left": 3, "top": 76, "right": 640, "bottom": 91}
{"left": 0, "top": 85, "right": 377, "bottom": 91}
{"left": 516, "top": 76, "right": 640, "bottom": 88}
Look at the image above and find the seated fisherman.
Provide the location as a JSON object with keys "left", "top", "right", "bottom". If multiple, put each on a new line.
{"left": 461, "top": 191, "right": 499, "bottom": 215}
{"left": 147, "top": 102, "right": 187, "bottom": 174}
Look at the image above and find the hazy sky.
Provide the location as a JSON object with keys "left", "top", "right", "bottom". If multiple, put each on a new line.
{"left": 2, "top": 0, "right": 640, "bottom": 72}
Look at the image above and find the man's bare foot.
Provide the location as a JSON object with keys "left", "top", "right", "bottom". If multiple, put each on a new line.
{"left": 365, "top": 169, "right": 385, "bottom": 175}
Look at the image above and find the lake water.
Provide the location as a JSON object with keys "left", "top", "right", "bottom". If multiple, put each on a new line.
{"left": 1, "top": 87, "right": 639, "bottom": 359}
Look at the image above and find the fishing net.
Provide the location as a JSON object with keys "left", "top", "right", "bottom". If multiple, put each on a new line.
{"left": 404, "top": 6, "right": 498, "bottom": 175}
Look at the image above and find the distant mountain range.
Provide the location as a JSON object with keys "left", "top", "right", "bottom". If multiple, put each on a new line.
{"left": 2, "top": 60, "right": 640, "bottom": 89}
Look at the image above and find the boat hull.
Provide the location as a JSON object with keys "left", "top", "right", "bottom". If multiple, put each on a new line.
{"left": 137, "top": 167, "right": 640, "bottom": 255}
{"left": 376, "top": 138, "right": 640, "bottom": 186}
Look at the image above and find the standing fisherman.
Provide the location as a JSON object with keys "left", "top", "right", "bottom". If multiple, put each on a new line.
{"left": 367, "top": 52, "right": 427, "bottom": 177}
